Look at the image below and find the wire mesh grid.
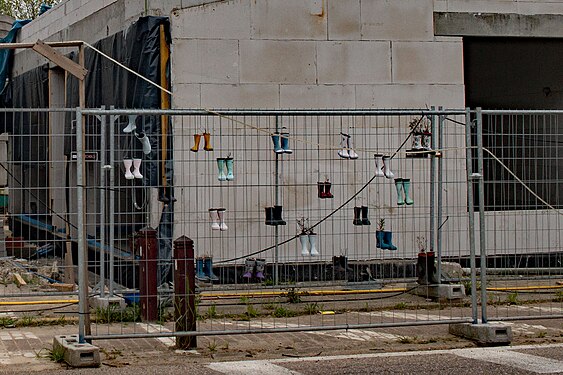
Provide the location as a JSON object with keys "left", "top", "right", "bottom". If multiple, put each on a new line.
{"left": 1, "top": 108, "right": 561, "bottom": 341}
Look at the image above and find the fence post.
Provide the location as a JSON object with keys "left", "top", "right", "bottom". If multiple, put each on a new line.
{"left": 136, "top": 227, "right": 158, "bottom": 321}
{"left": 465, "top": 108, "right": 479, "bottom": 324}
{"left": 76, "top": 107, "right": 88, "bottom": 343}
{"left": 475, "top": 108, "right": 488, "bottom": 323}
{"left": 174, "top": 236, "right": 197, "bottom": 349}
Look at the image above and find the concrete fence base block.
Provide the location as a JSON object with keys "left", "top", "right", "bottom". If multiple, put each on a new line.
{"left": 89, "top": 296, "right": 127, "bottom": 311}
{"left": 449, "top": 323, "right": 512, "bottom": 346}
{"left": 407, "top": 283, "right": 466, "bottom": 300}
{"left": 53, "top": 334, "right": 101, "bottom": 368}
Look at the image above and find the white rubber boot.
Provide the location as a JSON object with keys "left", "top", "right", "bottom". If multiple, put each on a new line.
{"left": 299, "top": 233, "right": 309, "bottom": 256}
{"left": 382, "top": 155, "right": 394, "bottom": 179}
{"left": 217, "top": 208, "right": 228, "bottom": 231}
{"left": 209, "top": 209, "right": 220, "bottom": 230}
{"left": 309, "top": 233, "right": 319, "bottom": 256}
{"left": 123, "top": 115, "right": 137, "bottom": 133}
{"left": 132, "top": 159, "right": 143, "bottom": 179}
{"left": 123, "top": 159, "right": 134, "bottom": 179}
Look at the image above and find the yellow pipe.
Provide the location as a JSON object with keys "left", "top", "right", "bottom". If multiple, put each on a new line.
{"left": 0, "top": 299, "right": 78, "bottom": 306}
{"left": 201, "top": 288, "right": 407, "bottom": 299}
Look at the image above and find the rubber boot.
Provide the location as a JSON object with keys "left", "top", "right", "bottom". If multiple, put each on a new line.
{"left": 123, "top": 159, "right": 134, "bottom": 180}
{"left": 203, "top": 256, "right": 219, "bottom": 281}
{"left": 382, "top": 155, "right": 394, "bottom": 179}
{"left": 158, "top": 186, "right": 177, "bottom": 204}
{"left": 271, "top": 133, "right": 283, "bottom": 154}
{"left": 347, "top": 136, "right": 358, "bottom": 159}
{"left": 417, "top": 251, "right": 437, "bottom": 284}
{"left": 217, "top": 158, "right": 227, "bottom": 181}
{"left": 394, "top": 178, "right": 405, "bottom": 206}
{"left": 123, "top": 114, "right": 137, "bottom": 133}
{"left": 265, "top": 207, "right": 275, "bottom": 226}
{"left": 353, "top": 207, "right": 362, "bottom": 226}
{"left": 309, "top": 233, "right": 319, "bottom": 256}
{"left": 412, "top": 133, "right": 423, "bottom": 150}
{"left": 243, "top": 258, "right": 255, "bottom": 279}
{"left": 217, "top": 208, "right": 228, "bottom": 231}
{"left": 422, "top": 132, "right": 432, "bottom": 151}
{"left": 375, "top": 231, "right": 384, "bottom": 249}
{"left": 209, "top": 209, "right": 220, "bottom": 230}
{"left": 135, "top": 131, "right": 152, "bottom": 155}
{"left": 317, "top": 182, "right": 325, "bottom": 199}
{"left": 191, "top": 134, "right": 201, "bottom": 152}
{"left": 361, "top": 206, "right": 371, "bottom": 225}
{"left": 255, "top": 258, "right": 266, "bottom": 280}
{"left": 281, "top": 133, "right": 293, "bottom": 154}
{"left": 203, "top": 132, "right": 213, "bottom": 151}
{"left": 402, "top": 178, "right": 414, "bottom": 205}
{"left": 382, "top": 231, "right": 397, "bottom": 250}
{"left": 196, "top": 257, "right": 209, "bottom": 281}
{"left": 340, "top": 255, "right": 352, "bottom": 273}
{"left": 273, "top": 205, "right": 286, "bottom": 226}
{"left": 225, "top": 157, "right": 234, "bottom": 181}
{"left": 132, "top": 158, "right": 143, "bottom": 179}
{"left": 374, "top": 154, "right": 384, "bottom": 177}
{"left": 337, "top": 133, "right": 350, "bottom": 159}
{"left": 324, "top": 181, "right": 334, "bottom": 198}
{"left": 333, "top": 256, "right": 345, "bottom": 279}
{"left": 299, "top": 233, "right": 309, "bottom": 256}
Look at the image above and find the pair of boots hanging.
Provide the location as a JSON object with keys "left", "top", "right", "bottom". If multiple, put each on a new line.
{"left": 353, "top": 206, "right": 371, "bottom": 226}
{"left": 195, "top": 256, "right": 219, "bottom": 282}
{"left": 217, "top": 157, "right": 234, "bottom": 181}
{"left": 338, "top": 132, "right": 358, "bottom": 159}
{"left": 395, "top": 178, "right": 414, "bottom": 206}
{"left": 122, "top": 115, "right": 152, "bottom": 154}
{"left": 299, "top": 232, "right": 319, "bottom": 256}
{"left": 317, "top": 180, "right": 334, "bottom": 199}
{"left": 374, "top": 154, "right": 394, "bottom": 179}
{"left": 243, "top": 258, "right": 266, "bottom": 281}
{"left": 191, "top": 132, "right": 213, "bottom": 152}
{"left": 265, "top": 206, "right": 286, "bottom": 226}
{"left": 209, "top": 208, "right": 228, "bottom": 231}
{"left": 271, "top": 132, "right": 293, "bottom": 154}
{"left": 123, "top": 159, "right": 143, "bottom": 180}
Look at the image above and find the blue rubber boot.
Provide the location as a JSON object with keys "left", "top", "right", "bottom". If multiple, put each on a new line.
{"left": 280, "top": 133, "right": 293, "bottom": 154}
{"left": 382, "top": 231, "right": 397, "bottom": 250}
{"left": 394, "top": 178, "right": 405, "bottom": 205}
{"left": 204, "top": 257, "right": 219, "bottom": 282}
{"left": 196, "top": 257, "right": 209, "bottom": 281}
{"left": 217, "top": 158, "right": 226, "bottom": 181}
{"left": 225, "top": 158, "right": 234, "bottom": 181}
{"left": 271, "top": 133, "right": 283, "bottom": 154}
{"left": 375, "top": 231, "right": 385, "bottom": 249}
{"left": 402, "top": 179, "right": 414, "bottom": 205}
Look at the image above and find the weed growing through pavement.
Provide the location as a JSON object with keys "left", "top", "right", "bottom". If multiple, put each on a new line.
{"left": 273, "top": 306, "right": 296, "bottom": 318}
{"left": 205, "top": 304, "right": 218, "bottom": 319}
{"left": 95, "top": 304, "right": 140, "bottom": 324}
{"left": 506, "top": 292, "right": 520, "bottom": 305}
{"left": 207, "top": 339, "right": 217, "bottom": 353}
{"left": 303, "top": 302, "right": 323, "bottom": 315}
{"left": 393, "top": 302, "right": 408, "bottom": 310}
{"left": 397, "top": 336, "right": 417, "bottom": 344}
{"left": 36, "top": 346, "right": 66, "bottom": 363}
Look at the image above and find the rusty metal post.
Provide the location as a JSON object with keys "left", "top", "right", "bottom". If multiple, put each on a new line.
{"left": 174, "top": 236, "right": 197, "bottom": 349}
{"left": 136, "top": 227, "right": 158, "bottom": 321}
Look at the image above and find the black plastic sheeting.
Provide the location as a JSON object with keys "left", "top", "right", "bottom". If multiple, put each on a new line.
{"left": 2, "top": 16, "right": 174, "bottom": 285}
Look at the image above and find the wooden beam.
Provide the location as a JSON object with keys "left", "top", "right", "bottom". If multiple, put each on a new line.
{"left": 32, "top": 39, "right": 87, "bottom": 81}
{"left": 0, "top": 41, "right": 84, "bottom": 49}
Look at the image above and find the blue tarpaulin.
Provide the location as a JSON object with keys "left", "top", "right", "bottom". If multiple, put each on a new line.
{"left": 0, "top": 19, "right": 31, "bottom": 94}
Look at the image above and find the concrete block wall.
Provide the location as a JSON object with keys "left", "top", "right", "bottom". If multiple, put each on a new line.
{"left": 170, "top": 0, "right": 465, "bottom": 109}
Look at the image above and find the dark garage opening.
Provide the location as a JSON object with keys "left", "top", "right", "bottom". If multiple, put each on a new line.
{"left": 464, "top": 37, "right": 563, "bottom": 210}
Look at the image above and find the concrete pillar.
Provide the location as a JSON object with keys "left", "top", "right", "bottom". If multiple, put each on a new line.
{"left": 173, "top": 236, "right": 197, "bottom": 350}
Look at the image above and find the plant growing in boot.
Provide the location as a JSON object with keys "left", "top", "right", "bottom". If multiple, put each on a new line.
{"left": 375, "top": 219, "right": 397, "bottom": 251}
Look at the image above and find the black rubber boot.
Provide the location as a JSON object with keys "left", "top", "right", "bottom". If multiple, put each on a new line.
{"left": 361, "top": 206, "right": 371, "bottom": 225}
{"left": 273, "top": 205, "right": 286, "bottom": 226}
{"left": 353, "top": 207, "right": 362, "bottom": 226}
{"left": 265, "top": 207, "right": 275, "bottom": 225}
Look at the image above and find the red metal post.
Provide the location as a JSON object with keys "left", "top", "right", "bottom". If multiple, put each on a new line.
{"left": 174, "top": 236, "right": 197, "bottom": 349}
{"left": 136, "top": 227, "right": 158, "bottom": 321}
